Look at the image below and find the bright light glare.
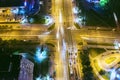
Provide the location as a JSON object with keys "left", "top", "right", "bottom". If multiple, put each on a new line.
{"left": 24, "top": 1, "right": 27, "bottom": 6}
{"left": 41, "top": 50, "right": 47, "bottom": 56}
{"left": 36, "top": 77, "right": 40, "bottom": 80}
{"left": 59, "top": 10, "right": 62, "bottom": 23}
{"left": 118, "top": 43, "right": 120, "bottom": 48}
{"left": 70, "top": 67, "right": 73, "bottom": 74}
{"left": 56, "top": 27, "right": 60, "bottom": 39}
{"left": 46, "top": 75, "right": 50, "bottom": 80}
{"left": 114, "top": 46, "right": 119, "bottom": 50}
{"left": 35, "top": 47, "right": 47, "bottom": 63}
{"left": 100, "top": 0, "right": 108, "bottom": 6}
{"left": 81, "top": 37, "right": 90, "bottom": 40}
{"left": 36, "top": 75, "right": 51, "bottom": 80}
{"left": 60, "top": 26, "right": 64, "bottom": 36}
{"left": 117, "top": 74, "right": 120, "bottom": 79}
{"left": 36, "top": 77, "right": 42, "bottom": 80}
{"left": 29, "top": 18, "right": 34, "bottom": 23}
{"left": 11, "top": 8, "right": 19, "bottom": 14}
{"left": 113, "top": 12, "right": 118, "bottom": 24}
{"left": 21, "top": 53, "right": 27, "bottom": 58}
{"left": 110, "top": 69, "right": 116, "bottom": 80}
{"left": 86, "top": 0, "right": 100, "bottom": 3}
{"left": 110, "top": 68, "right": 120, "bottom": 80}
{"left": 61, "top": 39, "right": 66, "bottom": 60}
{"left": 43, "top": 31, "right": 51, "bottom": 35}
{"left": 62, "top": 39, "right": 66, "bottom": 50}
{"left": 45, "top": 16, "right": 53, "bottom": 25}
{"left": 73, "top": 7, "right": 79, "bottom": 14}
{"left": 20, "top": 10, "right": 25, "bottom": 14}
{"left": 20, "top": 16, "right": 28, "bottom": 24}
{"left": 114, "top": 40, "right": 119, "bottom": 49}
{"left": 75, "top": 17, "right": 83, "bottom": 23}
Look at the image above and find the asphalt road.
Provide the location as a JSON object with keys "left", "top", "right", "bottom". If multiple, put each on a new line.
{"left": 51, "top": 0, "right": 69, "bottom": 80}
{"left": 1, "top": 0, "right": 120, "bottom": 80}
{"left": 72, "top": 29, "right": 120, "bottom": 44}
{"left": 0, "top": 23, "right": 49, "bottom": 40}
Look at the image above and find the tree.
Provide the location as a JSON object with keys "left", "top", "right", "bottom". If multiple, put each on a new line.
{"left": 99, "top": 70, "right": 105, "bottom": 75}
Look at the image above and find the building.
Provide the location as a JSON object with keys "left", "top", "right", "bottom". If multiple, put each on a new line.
{"left": 0, "top": 55, "right": 34, "bottom": 80}
{"left": 0, "top": 0, "right": 35, "bottom": 13}
{"left": 86, "top": 0, "right": 100, "bottom": 3}
{"left": 0, "top": 0, "right": 40, "bottom": 22}
{"left": 18, "top": 56, "right": 34, "bottom": 80}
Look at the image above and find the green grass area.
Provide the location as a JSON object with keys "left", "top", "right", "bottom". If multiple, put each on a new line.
{"left": 102, "top": 75, "right": 109, "bottom": 80}
{"left": 74, "top": 22, "right": 81, "bottom": 29}
{"left": 32, "top": 18, "right": 46, "bottom": 24}
{"left": 88, "top": 48, "right": 106, "bottom": 58}
{"left": 94, "top": 60, "right": 101, "bottom": 72}
{"left": 93, "top": 60, "right": 110, "bottom": 80}
{"left": 102, "top": 72, "right": 110, "bottom": 80}
{"left": 45, "top": 43, "right": 55, "bottom": 47}
{"left": 105, "top": 57, "right": 116, "bottom": 64}
{"left": 29, "top": 15, "right": 46, "bottom": 24}
{"left": 47, "top": 23, "right": 55, "bottom": 31}
{"left": 87, "top": 42, "right": 114, "bottom": 46}
{"left": 78, "top": 42, "right": 83, "bottom": 45}
{"left": 84, "top": 8, "right": 115, "bottom": 27}
{"left": 0, "top": 39, "right": 39, "bottom": 55}
{"left": 107, "top": 49, "right": 117, "bottom": 50}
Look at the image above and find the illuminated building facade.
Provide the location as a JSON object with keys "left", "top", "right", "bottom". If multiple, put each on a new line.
{"left": 0, "top": 0, "right": 39, "bottom": 15}
{"left": 18, "top": 57, "right": 34, "bottom": 80}
{"left": 86, "top": 0, "right": 109, "bottom": 6}
{"left": 86, "top": 0, "right": 100, "bottom": 3}
{"left": 0, "top": 0, "right": 39, "bottom": 22}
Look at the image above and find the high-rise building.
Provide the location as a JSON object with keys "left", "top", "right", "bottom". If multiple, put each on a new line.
{"left": 18, "top": 57, "right": 34, "bottom": 80}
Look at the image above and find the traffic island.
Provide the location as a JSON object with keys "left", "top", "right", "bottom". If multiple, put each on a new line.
{"left": 91, "top": 50, "right": 120, "bottom": 80}
{"left": 47, "top": 23, "right": 55, "bottom": 31}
